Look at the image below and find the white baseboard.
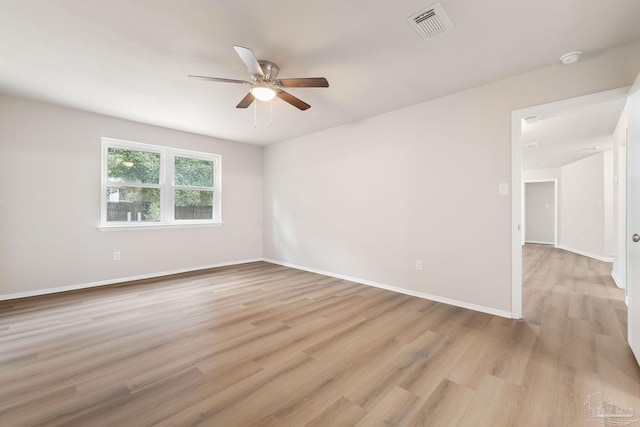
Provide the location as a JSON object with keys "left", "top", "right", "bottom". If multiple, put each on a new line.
{"left": 611, "top": 270, "right": 626, "bottom": 289}
{"left": 263, "top": 258, "right": 512, "bottom": 319}
{"left": 555, "top": 245, "right": 614, "bottom": 263}
{"left": 1, "top": 257, "right": 514, "bottom": 321}
{"left": 0, "top": 258, "right": 263, "bottom": 301}
{"left": 524, "top": 240, "right": 555, "bottom": 245}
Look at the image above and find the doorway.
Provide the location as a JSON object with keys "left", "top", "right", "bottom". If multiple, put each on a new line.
{"left": 523, "top": 180, "right": 558, "bottom": 246}
{"left": 511, "top": 87, "right": 630, "bottom": 319}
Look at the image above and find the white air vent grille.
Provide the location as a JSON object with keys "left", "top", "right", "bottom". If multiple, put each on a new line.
{"left": 409, "top": 3, "right": 453, "bottom": 40}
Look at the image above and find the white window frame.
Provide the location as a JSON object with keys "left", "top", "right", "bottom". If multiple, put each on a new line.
{"left": 99, "top": 137, "right": 222, "bottom": 231}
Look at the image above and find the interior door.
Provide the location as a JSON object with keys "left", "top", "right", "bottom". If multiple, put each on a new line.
{"left": 626, "top": 72, "right": 640, "bottom": 364}
{"left": 524, "top": 181, "right": 556, "bottom": 245}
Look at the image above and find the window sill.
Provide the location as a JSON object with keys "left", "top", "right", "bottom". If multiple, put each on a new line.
{"left": 97, "top": 222, "right": 223, "bottom": 232}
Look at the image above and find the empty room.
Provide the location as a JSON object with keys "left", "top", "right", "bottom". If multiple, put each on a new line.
{"left": 1, "top": 1, "right": 640, "bottom": 426}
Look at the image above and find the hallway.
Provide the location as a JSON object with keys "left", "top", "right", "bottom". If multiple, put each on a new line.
{"left": 520, "top": 243, "right": 639, "bottom": 424}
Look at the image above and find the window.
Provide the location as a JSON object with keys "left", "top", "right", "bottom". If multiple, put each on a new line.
{"left": 100, "top": 138, "right": 221, "bottom": 229}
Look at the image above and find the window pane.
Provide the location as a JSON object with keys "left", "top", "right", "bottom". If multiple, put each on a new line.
{"left": 106, "top": 186, "right": 160, "bottom": 222}
{"left": 174, "top": 189, "right": 213, "bottom": 220}
{"left": 175, "top": 156, "right": 213, "bottom": 187}
{"left": 108, "top": 148, "right": 160, "bottom": 184}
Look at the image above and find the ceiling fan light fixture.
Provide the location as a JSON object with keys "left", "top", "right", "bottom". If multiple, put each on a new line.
{"left": 250, "top": 84, "right": 276, "bottom": 102}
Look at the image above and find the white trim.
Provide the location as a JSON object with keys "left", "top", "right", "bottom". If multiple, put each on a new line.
{"left": 264, "top": 258, "right": 513, "bottom": 319}
{"left": 0, "top": 258, "right": 262, "bottom": 301}
{"left": 511, "top": 87, "right": 630, "bottom": 321}
{"left": 1, "top": 256, "right": 513, "bottom": 319}
{"left": 524, "top": 240, "right": 555, "bottom": 245}
{"left": 97, "top": 222, "right": 223, "bottom": 232}
{"left": 611, "top": 270, "right": 624, "bottom": 289}
{"left": 632, "top": 343, "right": 640, "bottom": 370}
{"left": 511, "top": 110, "right": 523, "bottom": 319}
{"left": 555, "top": 245, "right": 614, "bottom": 262}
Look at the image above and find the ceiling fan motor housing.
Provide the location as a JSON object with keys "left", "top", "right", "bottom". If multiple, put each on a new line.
{"left": 257, "top": 61, "right": 279, "bottom": 81}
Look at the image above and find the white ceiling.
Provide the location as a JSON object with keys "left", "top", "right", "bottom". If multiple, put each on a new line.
{"left": 1, "top": 0, "right": 640, "bottom": 145}
{"left": 521, "top": 98, "right": 627, "bottom": 169}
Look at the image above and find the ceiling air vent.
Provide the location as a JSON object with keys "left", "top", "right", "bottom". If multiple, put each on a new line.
{"left": 408, "top": 3, "right": 453, "bottom": 41}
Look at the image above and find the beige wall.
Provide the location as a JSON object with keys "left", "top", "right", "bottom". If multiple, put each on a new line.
{"left": 522, "top": 167, "right": 561, "bottom": 181}
{"left": 0, "top": 94, "right": 263, "bottom": 298}
{"left": 558, "top": 152, "right": 610, "bottom": 259}
{"left": 264, "top": 41, "right": 640, "bottom": 315}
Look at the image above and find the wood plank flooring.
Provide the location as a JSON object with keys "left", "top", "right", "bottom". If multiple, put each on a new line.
{"left": 0, "top": 244, "right": 638, "bottom": 426}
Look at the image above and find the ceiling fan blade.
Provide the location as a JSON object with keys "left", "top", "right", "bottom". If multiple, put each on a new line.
{"left": 276, "top": 90, "right": 311, "bottom": 110}
{"left": 277, "top": 77, "right": 329, "bottom": 88}
{"left": 236, "top": 92, "right": 255, "bottom": 109}
{"left": 188, "top": 75, "right": 249, "bottom": 84}
{"left": 233, "top": 45, "right": 264, "bottom": 78}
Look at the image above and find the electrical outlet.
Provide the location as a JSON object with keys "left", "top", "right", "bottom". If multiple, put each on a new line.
{"left": 415, "top": 260, "right": 423, "bottom": 271}
{"left": 113, "top": 251, "right": 120, "bottom": 261}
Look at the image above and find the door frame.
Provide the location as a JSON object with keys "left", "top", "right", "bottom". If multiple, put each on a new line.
{"left": 626, "top": 72, "right": 640, "bottom": 364}
{"left": 522, "top": 179, "right": 558, "bottom": 247}
{"left": 511, "top": 86, "right": 630, "bottom": 319}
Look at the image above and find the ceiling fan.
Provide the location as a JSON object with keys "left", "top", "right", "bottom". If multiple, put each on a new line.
{"left": 189, "top": 45, "right": 329, "bottom": 111}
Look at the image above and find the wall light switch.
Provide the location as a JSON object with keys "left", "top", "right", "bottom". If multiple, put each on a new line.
{"left": 415, "top": 260, "right": 423, "bottom": 271}
{"left": 498, "top": 183, "right": 509, "bottom": 196}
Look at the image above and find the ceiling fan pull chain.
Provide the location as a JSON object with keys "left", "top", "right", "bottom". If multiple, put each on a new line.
{"left": 253, "top": 101, "right": 257, "bottom": 128}
{"left": 270, "top": 99, "right": 273, "bottom": 126}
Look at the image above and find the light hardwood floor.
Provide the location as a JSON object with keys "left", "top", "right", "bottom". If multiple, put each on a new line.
{"left": 1, "top": 245, "right": 639, "bottom": 426}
